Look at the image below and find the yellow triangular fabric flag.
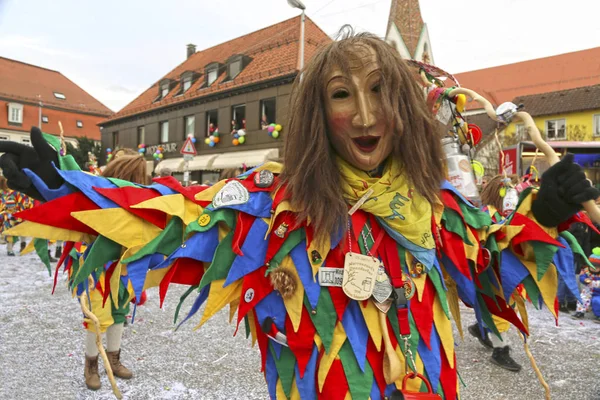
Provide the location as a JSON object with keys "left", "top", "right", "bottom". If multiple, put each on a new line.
{"left": 132, "top": 194, "right": 202, "bottom": 226}
{"left": 194, "top": 180, "right": 227, "bottom": 202}
{"left": 195, "top": 279, "right": 242, "bottom": 329}
{"left": 360, "top": 301, "right": 383, "bottom": 351}
{"left": 317, "top": 322, "right": 347, "bottom": 392}
{"left": 5, "top": 221, "right": 95, "bottom": 243}
{"left": 433, "top": 294, "right": 455, "bottom": 369}
{"left": 280, "top": 256, "right": 305, "bottom": 332}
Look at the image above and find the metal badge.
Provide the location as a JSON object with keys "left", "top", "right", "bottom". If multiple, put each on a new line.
{"left": 373, "top": 298, "right": 393, "bottom": 313}
{"left": 342, "top": 252, "right": 380, "bottom": 301}
{"left": 318, "top": 267, "right": 344, "bottom": 287}
{"left": 409, "top": 259, "right": 424, "bottom": 278}
{"left": 311, "top": 250, "right": 322, "bottom": 265}
{"left": 372, "top": 265, "right": 393, "bottom": 303}
{"left": 198, "top": 214, "right": 211, "bottom": 227}
{"left": 274, "top": 223, "right": 289, "bottom": 238}
{"left": 212, "top": 181, "right": 250, "bottom": 209}
{"left": 254, "top": 170, "right": 274, "bottom": 188}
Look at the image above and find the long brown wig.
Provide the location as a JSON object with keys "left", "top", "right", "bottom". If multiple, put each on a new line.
{"left": 102, "top": 155, "right": 150, "bottom": 185}
{"left": 281, "top": 30, "right": 445, "bottom": 241}
{"left": 480, "top": 174, "right": 519, "bottom": 210}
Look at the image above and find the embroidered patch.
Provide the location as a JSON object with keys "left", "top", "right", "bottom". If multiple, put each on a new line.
{"left": 212, "top": 181, "right": 250, "bottom": 209}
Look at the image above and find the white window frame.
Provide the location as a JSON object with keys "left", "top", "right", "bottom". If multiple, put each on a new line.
{"left": 42, "top": 115, "right": 49, "bottom": 123}
{"left": 160, "top": 121, "right": 169, "bottom": 143}
{"left": 7, "top": 103, "right": 23, "bottom": 124}
{"left": 593, "top": 114, "right": 600, "bottom": 137}
{"left": 183, "top": 76, "right": 192, "bottom": 92}
{"left": 161, "top": 84, "right": 169, "bottom": 99}
{"left": 185, "top": 115, "right": 195, "bottom": 137}
{"left": 545, "top": 118, "right": 566, "bottom": 140}
{"left": 76, "top": 120, "right": 83, "bottom": 128}
{"left": 207, "top": 68, "right": 218, "bottom": 86}
{"left": 53, "top": 92, "right": 66, "bottom": 100}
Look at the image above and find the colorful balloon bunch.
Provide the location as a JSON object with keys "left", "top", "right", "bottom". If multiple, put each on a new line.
{"left": 204, "top": 125, "right": 220, "bottom": 147}
{"left": 137, "top": 143, "right": 146, "bottom": 154}
{"left": 106, "top": 148, "right": 113, "bottom": 163}
{"left": 187, "top": 133, "right": 197, "bottom": 144}
{"left": 153, "top": 145, "right": 165, "bottom": 160}
{"left": 267, "top": 123, "right": 282, "bottom": 139}
{"left": 232, "top": 129, "right": 246, "bottom": 146}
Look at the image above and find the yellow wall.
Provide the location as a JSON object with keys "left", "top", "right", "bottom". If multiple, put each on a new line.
{"left": 505, "top": 108, "right": 600, "bottom": 142}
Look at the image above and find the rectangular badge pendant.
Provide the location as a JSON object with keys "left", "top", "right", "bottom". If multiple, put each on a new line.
{"left": 342, "top": 252, "right": 380, "bottom": 301}
{"left": 318, "top": 267, "right": 344, "bottom": 287}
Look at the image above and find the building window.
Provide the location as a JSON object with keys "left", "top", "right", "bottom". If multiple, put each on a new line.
{"left": 184, "top": 115, "right": 195, "bottom": 139}
{"left": 515, "top": 123, "right": 525, "bottom": 139}
{"left": 53, "top": 92, "right": 66, "bottom": 100}
{"left": 160, "top": 121, "right": 169, "bottom": 143}
{"left": 161, "top": 84, "right": 169, "bottom": 99}
{"left": 183, "top": 75, "right": 193, "bottom": 92}
{"left": 137, "top": 126, "right": 145, "bottom": 144}
{"left": 594, "top": 114, "right": 600, "bottom": 137}
{"left": 206, "top": 110, "right": 218, "bottom": 137}
{"left": 545, "top": 119, "right": 566, "bottom": 140}
{"left": 0, "top": 135, "right": 9, "bottom": 141}
{"left": 112, "top": 132, "right": 119, "bottom": 149}
{"left": 76, "top": 120, "right": 83, "bottom": 128}
{"left": 228, "top": 59, "right": 242, "bottom": 80}
{"left": 232, "top": 104, "right": 246, "bottom": 132}
{"left": 207, "top": 68, "right": 218, "bottom": 86}
{"left": 21, "top": 137, "right": 31, "bottom": 146}
{"left": 42, "top": 115, "right": 49, "bottom": 123}
{"left": 260, "top": 98, "right": 276, "bottom": 129}
{"left": 7, "top": 103, "right": 23, "bottom": 124}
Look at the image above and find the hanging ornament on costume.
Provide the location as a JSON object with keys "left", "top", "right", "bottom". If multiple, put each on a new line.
{"left": 441, "top": 136, "right": 481, "bottom": 206}
{"left": 496, "top": 102, "right": 521, "bottom": 125}
{"left": 471, "top": 160, "right": 485, "bottom": 186}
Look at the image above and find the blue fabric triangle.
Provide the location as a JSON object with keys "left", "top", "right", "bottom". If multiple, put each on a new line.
{"left": 499, "top": 249, "right": 531, "bottom": 301}
{"left": 441, "top": 180, "right": 476, "bottom": 208}
{"left": 152, "top": 228, "right": 219, "bottom": 270}
{"left": 418, "top": 327, "right": 442, "bottom": 393}
{"left": 265, "top": 347, "right": 278, "bottom": 400}
{"left": 224, "top": 218, "right": 268, "bottom": 286}
{"left": 554, "top": 237, "right": 582, "bottom": 302}
{"left": 377, "top": 217, "right": 435, "bottom": 269}
{"left": 341, "top": 301, "right": 369, "bottom": 372}
{"left": 124, "top": 255, "right": 152, "bottom": 305}
{"left": 24, "top": 167, "right": 73, "bottom": 202}
{"left": 208, "top": 191, "right": 272, "bottom": 218}
{"left": 176, "top": 286, "right": 210, "bottom": 329}
{"left": 290, "top": 240, "right": 320, "bottom": 309}
{"left": 441, "top": 255, "right": 475, "bottom": 306}
{"left": 370, "top": 380, "right": 381, "bottom": 400}
{"left": 143, "top": 182, "right": 177, "bottom": 196}
{"left": 56, "top": 169, "right": 119, "bottom": 208}
{"left": 295, "top": 345, "right": 318, "bottom": 400}
{"left": 254, "top": 291, "right": 287, "bottom": 332}
{"left": 432, "top": 258, "right": 448, "bottom": 291}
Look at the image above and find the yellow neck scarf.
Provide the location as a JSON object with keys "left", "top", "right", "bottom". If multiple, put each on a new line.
{"left": 336, "top": 156, "right": 435, "bottom": 249}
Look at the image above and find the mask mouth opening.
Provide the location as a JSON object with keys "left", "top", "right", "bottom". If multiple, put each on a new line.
{"left": 352, "top": 136, "right": 380, "bottom": 152}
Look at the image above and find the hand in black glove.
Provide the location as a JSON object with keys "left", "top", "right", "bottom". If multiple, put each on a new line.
{"left": 532, "top": 153, "right": 600, "bottom": 227}
{"left": 0, "top": 127, "right": 63, "bottom": 200}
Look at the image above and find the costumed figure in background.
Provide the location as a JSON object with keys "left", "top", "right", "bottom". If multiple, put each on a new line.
{"left": 0, "top": 175, "right": 32, "bottom": 255}
{"left": 1, "top": 32, "right": 599, "bottom": 399}
{"left": 573, "top": 248, "right": 600, "bottom": 320}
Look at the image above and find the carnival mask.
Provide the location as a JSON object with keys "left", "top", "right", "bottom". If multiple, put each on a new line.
{"left": 325, "top": 47, "right": 393, "bottom": 172}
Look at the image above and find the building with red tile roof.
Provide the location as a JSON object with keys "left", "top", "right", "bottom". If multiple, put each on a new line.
{"left": 0, "top": 57, "right": 112, "bottom": 143}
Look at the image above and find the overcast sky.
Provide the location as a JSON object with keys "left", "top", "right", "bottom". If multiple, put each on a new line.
{"left": 0, "top": 0, "right": 598, "bottom": 112}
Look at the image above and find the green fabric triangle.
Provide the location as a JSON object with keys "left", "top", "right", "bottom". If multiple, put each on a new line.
{"left": 42, "top": 132, "right": 81, "bottom": 171}
{"left": 442, "top": 210, "right": 472, "bottom": 245}
{"left": 531, "top": 241, "right": 559, "bottom": 281}
{"left": 428, "top": 264, "right": 450, "bottom": 319}
{"left": 521, "top": 276, "right": 541, "bottom": 309}
{"left": 72, "top": 235, "right": 121, "bottom": 288}
{"left": 173, "top": 285, "right": 199, "bottom": 324}
{"left": 187, "top": 208, "right": 235, "bottom": 236}
{"left": 244, "top": 315, "right": 251, "bottom": 339}
{"left": 123, "top": 217, "right": 183, "bottom": 264}
{"left": 459, "top": 202, "right": 492, "bottom": 229}
{"left": 486, "top": 235, "right": 500, "bottom": 260}
{"left": 476, "top": 292, "right": 501, "bottom": 340}
{"left": 107, "top": 177, "right": 138, "bottom": 188}
{"left": 476, "top": 268, "right": 501, "bottom": 310}
{"left": 269, "top": 344, "right": 296, "bottom": 398}
{"left": 33, "top": 238, "right": 51, "bottom": 276}
{"left": 305, "top": 290, "right": 336, "bottom": 352}
{"left": 339, "top": 340, "right": 374, "bottom": 400}
{"left": 407, "top": 314, "right": 420, "bottom": 370}
{"left": 387, "top": 306, "right": 401, "bottom": 344}
{"left": 68, "top": 256, "right": 81, "bottom": 287}
{"left": 199, "top": 231, "right": 236, "bottom": 290}
{"left": 269, "top": 229, "right": 306, "bottom": 268}
{"left": 560, "top": 231, "right": 595, "bottom": 270}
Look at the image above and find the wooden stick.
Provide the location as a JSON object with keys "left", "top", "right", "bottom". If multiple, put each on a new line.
{"left": 379, "top": 311, "right": 401, "bottom": 384}
{"left": 520, "top": 331, "right": 551, "bottom": 400}
{"left": 80, "top": 280, "right": 122, "bottom": 399}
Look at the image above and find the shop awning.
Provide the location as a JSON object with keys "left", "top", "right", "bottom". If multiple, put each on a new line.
{"left": 211, "top": 148, "right": 279, "bottom": 169}
{"left": 186, "top": 154, "right": 222, "bottom": 171}
{"left": 154, "top": 157, "right": 185, "bottom": 174}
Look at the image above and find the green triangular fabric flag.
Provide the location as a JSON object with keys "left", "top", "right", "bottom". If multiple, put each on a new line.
{"left": 199, "top": 231, "right": 236, "bottom": 290}
{"left": 442, "top": 210, "right": 472, "bottom": 245}
{"left": 531, "top": 241, "right": 559, "bottom": 281}
{"left": 33, "top": 238, "right": 51, "bottom": 275}
{"left": 43, "top": 132, "right": 81, "bottom": 171}
{"left": 428, "top": 264, "right": 450, "bottom": 319}
{"left": 123, "top": 217, "right": 183, "bottom": 264}
{"left": 561, "top": 231, "right": 595, "bottom": 269}
{"left": 269, "top": 229, "right": 306, "bottom": 268}
{"left": 459, "top": 202, "right": 492, "bottom": 229}
{"left": 187, "top": 208, "right": 235, "bottom": 236}
{"left": 174, "top": 285, "right": 198, "bottom": 324}
{"left": 305, "top": 290, "right": 336, "bottom": 352}
{"left": 269, "top": 344, "right": 296, "bottom": 398}
{"left": 106, "top": 177, "right": 138, "bottom": 188}
{"left": 72, "top": 235, "right": 121, "bottom": 288}
{"left": 476, "top": 292, "right": 501, "bottom": 340}
{"left": 244, "top": 315, "right": 251, "bottom": 339}
{"left": 339, "top": 340, "right": 374, "bottom": 400}
{"left": 521, "top": 276, "right": 541, "bottom": 309}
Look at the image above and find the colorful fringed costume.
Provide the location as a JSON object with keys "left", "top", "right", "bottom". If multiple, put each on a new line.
{"left": 6, "top": 149, "right": 591, "bottom": 399}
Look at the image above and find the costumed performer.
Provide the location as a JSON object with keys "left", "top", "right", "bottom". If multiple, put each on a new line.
{"left": 0, "top": 31, "right": 599, "bottom": 399}
{"left": 0, "top": 175, "right": 32, "bottom": 255}
{"left": 573, "top": 248, "right": 600, "bottom": 320}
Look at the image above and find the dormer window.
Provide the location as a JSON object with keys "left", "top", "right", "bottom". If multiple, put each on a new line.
{"left": 225, "top": 54, "right": 252, "bottom": 82}
{"left": 179, "top": 71, "right": 199, "bottom": 94}
{"left": 161, "top": 83, "right": 169, "bottom": 98}
{"left": 53, "top": 92, "right": 66, "bottom": 100}
{"left": 202, "top": 62, "right": 222, "bottom": 88}
{"left": 207, "top": 68, "right": 218, "bottom": 86}
{"left": 183, "top": 75, "right": 192, "bottom": 92}
{"left": 157, "top": 78, "right": 175, "bottom": 101}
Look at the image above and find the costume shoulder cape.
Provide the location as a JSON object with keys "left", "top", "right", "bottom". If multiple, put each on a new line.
{"left": 7, "top": 160, "right": 590, "bottom": 400}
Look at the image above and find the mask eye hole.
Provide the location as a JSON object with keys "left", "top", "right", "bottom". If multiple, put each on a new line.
{"left": 332, "top": 89, "right": 350, "bottom": 100}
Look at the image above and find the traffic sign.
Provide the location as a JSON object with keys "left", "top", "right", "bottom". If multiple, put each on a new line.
{"left": 180, "top": 137, "right": 197, "bottom": 156}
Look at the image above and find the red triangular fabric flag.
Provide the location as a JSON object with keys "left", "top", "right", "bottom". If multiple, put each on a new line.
{"left": 366, "top": 336, "right": 386, "bottom": 395}
{"left": 439, "top": 346, "right": 457, "bottom": 400}
{"left": 152, "top": 176, "right": 210, "bottom": 204}
{"left": 232, "top": 212, "right": 256, "bottom": 257}
{"left": 264, "top": 212, "right": 297, "bottom": 262}
{"left": 285, "top": 308, "right": 316, "bottom": 378}
{"left": 329, "top": 286, "right": 349, "bottom": 322}
{"left": 410, "top": 277, "right": 435, "bottom": 349}
{"left": 440, "top": 190, "right": 464, "bottom": 219}
{"left": 320, "top": 357, "right": 349, "bottom": 400}
{"left": 94, "top": 186, "right": 167, "bottom": 229}
{"left": 102, "top": 261, "right": 118, "bottom": 307}
{"left": 52, "top": 241, "right": 75, "bottom": 294}
{"left": 170, "top": 257, "right": 205, "bottom": 286}
{"left": 236, "top": 267, "right": 272, "bottom": 332}
{"left": 253, "top": 309, "right": 269, "bottom": 372}
{"left": 159, "top": 260, "right": 179, "bottom": 308}
{"left": 481, "top": 294, "right": 528, "bottom": 335}
{"left": 439, "top": 226, "right": 471, "bottom": 279}
{"left": 510, "top": 213, "right": 564, "bottom": 248}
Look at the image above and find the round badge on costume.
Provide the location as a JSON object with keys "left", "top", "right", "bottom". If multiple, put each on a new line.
{"left": 198, "top": 214, "right": 211, "bottom": 227}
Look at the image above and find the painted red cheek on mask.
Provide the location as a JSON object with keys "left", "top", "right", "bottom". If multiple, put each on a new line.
{"left": 328, "top": 113, "right": 353, "bottom": 134}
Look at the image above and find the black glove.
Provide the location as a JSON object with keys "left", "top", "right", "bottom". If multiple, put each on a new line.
{"left": 532, "top": 153, "right": 600, "bottom": 227}
{"left": 0, "top": 127, "right": 63, "bottom": 200}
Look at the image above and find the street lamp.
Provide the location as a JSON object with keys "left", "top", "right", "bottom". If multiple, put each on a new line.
{"left": 287, "top": 0, "right": 306, "bottom": 78}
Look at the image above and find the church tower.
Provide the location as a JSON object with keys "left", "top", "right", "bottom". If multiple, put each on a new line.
{"left": 385, "top": 0, "right": 434, "bottom": 64}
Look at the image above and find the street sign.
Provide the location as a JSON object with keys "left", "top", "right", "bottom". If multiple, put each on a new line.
{"left": 180, "top": 137, "right": 197, "bottom": 156}
{"left": 183, "top": 154, "right": 194, "bottom": 161}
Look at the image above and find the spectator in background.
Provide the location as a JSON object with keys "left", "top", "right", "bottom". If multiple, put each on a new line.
{"left": 219, "top": 168, "right": 242, "bottom": 180}
{"left": 159, "top": 168, "right": 172, "bottom": 178}
{"left": 559, "top": 221, "right": 591, "bottom": 312}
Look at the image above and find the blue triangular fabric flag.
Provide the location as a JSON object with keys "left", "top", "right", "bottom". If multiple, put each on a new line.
{"left": 152, "top": 228, "right": 219, "bottom": 270}
{"left": 224, "top": 218, "right": 268, "bottom": 286}
{"left": 370, "top": 380, "right": 381, "bottom": 400}
{"left": 295, "top": 345, "right": 318, "bottom": 400}
{"left": 554, "top": 237, "right": 582, "bottom": 302}
{"left": 377, "top": 218, "right": 435, "bottom": 269}
{"left": 418, "top": 327, "right": 442, "bottom": 393}
{"left": 144, "top": 182, "right": 177, "bottom": 196}
{"left": 126, "top": 255, "right": 153, "bottom": 304}
{"left": 208, "top": 191, "right": 272, "bottom": 218}
{"left": 254, "top": 291, "right": 287, "bottom": 331}
{"left": 176, "top": 286, "right": 210, "bottom": 329}
{"left": 441, "top": 255, "right": 475, "bottom": 306}
{"left": 24, "top": 168, "right": 73, "bottom": 202}
{"left": 499, "top": 249, "right": 531, "bottom": 301}
{"left": 291, "top": 240, "right": 320, "bottom": 309}
{"left": 432, "top": 258, "right": 448, "bottom": 291}
{"left": 56, "top": 169, "right": 119, "bottom": 208}
{"left": 265, "top": 347, "right": 279, "bottom": 400}
{"left": 441, "top": 180, "right": 476, "bottom": 208}
{"left": 341, "top": 301, "right": 369, "bottom": 372}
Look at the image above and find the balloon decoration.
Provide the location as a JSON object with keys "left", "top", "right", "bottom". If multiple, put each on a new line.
{"left": 137, "top": 143, "right": 146, "bottom": 155}
{"left": 153, "top": 145, "right": 165, "bottom": 160}
{"left": 106, "top": 147, "right": 113, "bottom": 163}
{"left": 88, "top": 152, "right": 100, "bottom": 175}
{"left": 232, "top": 129, "right": 246, "bottom": 146}
{"left": 206, "top": 124, "right": 219, "bottom": 147}
{"left": 267, "top": 123, "right": 282, "bottom": 139}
